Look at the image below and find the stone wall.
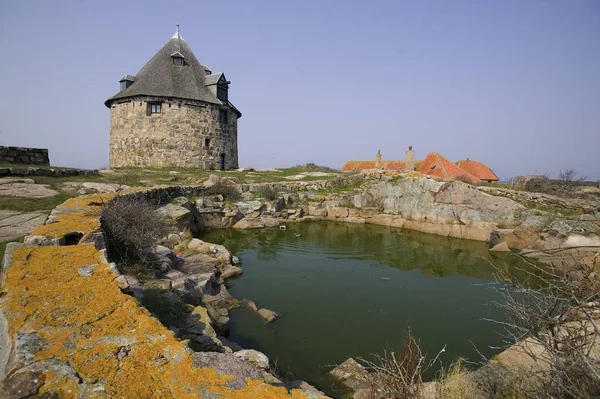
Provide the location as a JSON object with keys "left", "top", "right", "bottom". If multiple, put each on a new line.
{"left": 0, "top": 166, "right": 98, "bottom": 177}
{"left": 109, "top": 96, "right": 238, "bottom": 169}
{"left": 0, "top": 146, "right": 49, "bottom": 166}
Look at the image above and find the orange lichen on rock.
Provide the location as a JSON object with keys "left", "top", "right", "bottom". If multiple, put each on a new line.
{"left": 30, "top": 211, "right": 101, "bottom": 238}
{"left": 2, "top": 193, "right": 327, "bottom": 398}
{"left": 60, "top": 194, "right": 116, "bottom": 209}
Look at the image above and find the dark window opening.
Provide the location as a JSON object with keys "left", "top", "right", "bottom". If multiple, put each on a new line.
{"left": 178, "top": 103, "right": 181, "bottom": 108}
{"left": 147, "top": 102, "right": 162, "bottom": 115}
{"left": 220, "top": 154, "right": 225, "bottom": 171}
{"left": 172, "top": 57, "right": 184, "bottom": 66}
{"left": 205, "top": 138, "right": 211, "bottom": 147}
{"left": 219, "top": 110, "right": 228, "bottom": 124}
{"left": 217, "top": 86, "right": 228, "bottom": 102}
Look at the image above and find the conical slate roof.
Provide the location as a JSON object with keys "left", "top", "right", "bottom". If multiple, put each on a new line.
{"left": 105, "top": 31, "right": 222, "bottom": 107}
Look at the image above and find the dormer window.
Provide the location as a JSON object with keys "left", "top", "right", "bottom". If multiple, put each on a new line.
{"left": 119, "top": 74, "right": 135, "bottom": 92}
{"left": 171, "top": 51, "right": 185, "bottom": 66}
{"left": 217, "top": 85, "right": 228, "bottom": 102}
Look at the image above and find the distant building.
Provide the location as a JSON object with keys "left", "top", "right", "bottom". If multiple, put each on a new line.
{"left": 342, "top": 147, "right": 499, "bottom": 183}
{"left": 105, "top": 26, "right": 241, "bottom": 169}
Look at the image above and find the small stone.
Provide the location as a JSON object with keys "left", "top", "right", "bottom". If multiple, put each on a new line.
{"left": 168, "top": 233, "right": 182, "bottom": 244}
{"left": 77, "top": 263, "right": 99, "bottom": 277}
{"left": 233, "top": 349, "right": 270, "bottom": 370}
{"left": 489, "top": 242, "right": 510, "bottom": 252}
{"left": 243, "top": 299, "right": 258, "bottom": 312}
{"left": 187, "top": 238, "right": 205, "bottom": 250}
{"left": 231, "top": 256, "right": 241, "bottom": 265}
{"left": 257, "top": 308, "right": 279, "bottom": 323}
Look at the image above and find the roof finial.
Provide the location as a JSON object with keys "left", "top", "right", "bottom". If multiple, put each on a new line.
{"left": 171, "top": 24, "right": 184, "bottom": 41}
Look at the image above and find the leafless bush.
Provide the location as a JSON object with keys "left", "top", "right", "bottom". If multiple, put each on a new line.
{"left": 358, "top": 329, "right": 447, "bottom": 398}
{"left": 558, "top": 168, "right": 587, "bottom": 190}
{"left": 257, "top": 185, "right": 279, "bottom": 201}
{"left": 101, "top": 194, "right": 166, "bottom": 278}
{"left": 487, "top": 252, "right": 600, "bottom": 398}
{"left": 205, "top": 177, "right": 241, "bottom": 201}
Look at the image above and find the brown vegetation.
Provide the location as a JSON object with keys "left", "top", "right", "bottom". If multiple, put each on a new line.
{"left": 100, "top": 194, "right": 165, "bottom": 278}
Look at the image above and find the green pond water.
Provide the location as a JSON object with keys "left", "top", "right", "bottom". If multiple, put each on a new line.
{"left": 202, "top": 222, "right": 537, "bottom": 394}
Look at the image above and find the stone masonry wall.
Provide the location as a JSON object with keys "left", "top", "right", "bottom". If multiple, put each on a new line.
{"left": 0, "top": 146, "right": 49, "bottom": 166}
{"left": 109, "top": 96, "right": 238, "bottom": 169}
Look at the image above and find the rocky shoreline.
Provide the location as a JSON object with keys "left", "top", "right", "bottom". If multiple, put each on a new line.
{"left": 1, "top": 172, "right": 598, "bottom": 398}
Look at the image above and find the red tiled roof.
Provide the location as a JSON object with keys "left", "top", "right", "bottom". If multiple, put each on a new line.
{"left": 342, "top": 161, "right": 376, "bottom": 171}
{"left": 383, "top": 161, "right": 405, "bottom": 171}
{"left": 417, "top": 153, "right": 480, "bottom": 183}
{"left": 455, "top": 160, "right": 499, "bottom": 181}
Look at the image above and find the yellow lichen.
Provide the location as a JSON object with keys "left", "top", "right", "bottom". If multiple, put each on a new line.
{"left": 2, "top": 192, "right": 328, "bottom": 398}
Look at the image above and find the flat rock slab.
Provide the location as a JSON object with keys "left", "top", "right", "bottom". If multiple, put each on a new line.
{"left": 60, "top": 182, "right": 130, "bottom": 195}
{"left": 0, "top": 210, "right": 47, "bottom": 241}
{"left": 0, "top": 178, "right": 58, "bottom": 198}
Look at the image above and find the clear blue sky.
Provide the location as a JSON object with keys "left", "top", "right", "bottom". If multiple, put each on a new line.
{"left": 0, "top": 0, "right": 598, "bottom": 180}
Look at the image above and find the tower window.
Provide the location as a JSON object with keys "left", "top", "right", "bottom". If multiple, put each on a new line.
{"left": 219, "top": 110, "right": 228, "bottom": 124}
{"left": 205, "top": 138, "right": 211, "bottom": 147}
{"left": 147, "top": 102, "right": 162, "bottom": 115}
{"left": 217, "top": 86, "right": 228, "bottom": 102}
{"left": 173, "top": 57, "right": 184, "bottom": 66}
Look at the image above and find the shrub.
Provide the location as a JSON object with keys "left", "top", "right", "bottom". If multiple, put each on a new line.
{"left": 358, "top": 329, "right": 444, "bottom": 398}
{"left": 257, "top": 186, "right": 279, "bottom": 201}
{"left": 205, "top": 177, "right": 241, "bottom": 201}
{"left": 293, "top": 163, "right": 337, "bottom": 172}
{"left": 489, "top": 252, "right": 600, "bottom": 398}
{"left": 100, "top": 194, "right": 165, "bottom": 279}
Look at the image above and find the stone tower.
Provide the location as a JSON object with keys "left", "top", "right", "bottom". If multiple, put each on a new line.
{"left": 105, "top": 27, "right": 241, "bottom": 169}
{"left": 375, "top": 150, "right": 382, "bottom": 168}
{"left": 405, "top": 146, "right": 415, "bottom": 171}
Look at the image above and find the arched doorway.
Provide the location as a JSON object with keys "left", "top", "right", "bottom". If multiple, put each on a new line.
{"left": 220, "top": 154, "right": 225, "bottom": 171}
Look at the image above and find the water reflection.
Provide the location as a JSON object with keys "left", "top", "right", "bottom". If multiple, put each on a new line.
{"left": 204, "top": 222, "right": 538, "bottom": 282}
{"left": 201, "top": 222, "right": 540, "bottom": 395}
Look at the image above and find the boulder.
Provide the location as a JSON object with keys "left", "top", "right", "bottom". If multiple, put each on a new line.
{"left": 490, "top": 242, "right": 510, "bottom": 252}
{"left": 329, "top": 207, "right": 350, "bottom": 218}
{"left": 286, "top": 380, "right": 327, "bottom": 398}
{"left": 257, "top": 308, "right": 279, "bottom": 323}
{"left": 155, "top": 203, "right": 197, "bottom": 232}
{"left": 328, "top": 358, "right": 369, "bottom": 392}
{"left": 218, "top": 336, "right": 244, "bottom": 352}
{"left": 233, "top": 218, "right": 265, "bottom": 229}
{"left": 263, "top": 218, "right": 280, "bottom": 227}
{"left": 243, "top": 299, "right": 258, "bottom": 312}
{"left": 191, "top": 352, "right": 265, "bottom": 390}
{"left": 179, "top": 253, "right": 219, "bottom": 274}
{"left": 233, "top": 349, "right": 270, "bottom": 370}
{"left": 221, "top": 265, "right": 243, "bottom": 279}
{"left": 308, "top": 206, "right": 328, "bottom": 217}
{"left": 185, "top": 306, "right": 216, "bottom": 337}
{"left": 187, "top": 238, "right": 212, "bottom": 253}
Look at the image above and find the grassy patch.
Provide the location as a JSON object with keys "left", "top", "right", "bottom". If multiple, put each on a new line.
{"left": 0, "top": 192, "right": 72, "bottom": 212}
{"left": 519, "top": 201, "right": 581, "bottom": 216}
